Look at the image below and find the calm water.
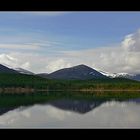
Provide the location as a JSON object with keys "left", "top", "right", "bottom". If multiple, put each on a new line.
{"left": 0, "top": 92, "right": 140, "bottom": 128}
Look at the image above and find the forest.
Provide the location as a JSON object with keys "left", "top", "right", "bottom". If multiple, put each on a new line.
{"left": 0, "top": 73, "right": 140, "bottom": 93}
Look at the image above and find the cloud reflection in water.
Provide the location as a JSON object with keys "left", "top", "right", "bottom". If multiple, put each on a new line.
{"left": 0, "top": 101, "right": 140, "bottom": 128}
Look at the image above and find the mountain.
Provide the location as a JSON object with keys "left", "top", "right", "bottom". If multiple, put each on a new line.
{"left": 0, "top": 64, "right": 18, "bottom": 74}
{"left": 0, "top": 63, "right": 34, "bottom": 75}
{"left": 129, "top": 74, "right": 140, "bottom": 81}
{"left": 99, "top": 70, "right": 117, "bottom": 78}
{"left": 99, "top": 70, "right": 133, "bottom": 78}
{"left": 14, "top": 68, "right": 34, "bottom": 75}
{"left": 114, "top": 73, "right": 140, "bottom": 82}
{"left": 44, "top": 64, "right": 107, "bottom": 80}
{"left": 36, "top": 73, "right": 48, "bottom": 78}
{"left": 1, "top": 62, "right": 140, "bottom": 81}
{"left": 113, "top": 73, "right": 134, "bottom": 78}
{"left": 99, "top": 70, "right": 140, "bottom": 81}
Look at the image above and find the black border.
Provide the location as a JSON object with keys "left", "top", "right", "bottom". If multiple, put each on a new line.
{"left": 0, "top": 0, "right": 140, "bottom": 11}
{"left": 0, "top": 0, "right": 140, "bottom": 133}
{"left": 1, "top": 129, "right": 140, "bottom": 138}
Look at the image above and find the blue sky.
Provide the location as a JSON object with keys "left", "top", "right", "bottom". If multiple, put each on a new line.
{"left": 0, "top": 12, "right": 140, "bottom": 73}
{"left": 0, "top": 12, "right": 140, "bottom": 49}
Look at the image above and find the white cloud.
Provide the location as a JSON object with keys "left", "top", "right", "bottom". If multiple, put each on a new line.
{"left": 20, "top": 12, "right": 68, "bottom": 17}
{"left": 1, "top": 29, "right": 140, "bottom": 74}
{"left": 0, "top": 53, "right": 31, "bottom": 70}
{"left": 46, "top": 59, "right": 71, "bottom": 72}
{"left": 54, "top": 29, "right": 140, "bottom": 74}
{"left": 21, "top": 62, "right": 30, "bottom": 70}
{"left": 0, "top": 54, "right": 18, "bottom": 67}
{"left": 0, "top": 43, "right": 41, "bottom": 50}
{"left": 121, "top": 29, "right": 140, "bottom": 52}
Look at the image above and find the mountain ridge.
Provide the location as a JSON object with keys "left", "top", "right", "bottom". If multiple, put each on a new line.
{"left": 14, "top": 68, "right": 34, "bottom": 75}
{"left": 0, "top": 64, "right": 18, "bottom": 74}
{"left": 0, "top": 63, "right": 140, "bottom": 81}
{"left": 42, "top": 64, "right": 108, "bottom": 80}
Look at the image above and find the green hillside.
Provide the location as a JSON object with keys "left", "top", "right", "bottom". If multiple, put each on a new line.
{"left": 0, "top": 73, "right": 47, "bottom": 89}
{"left": 0, "top": 73, "right": 140, "bottom": 93}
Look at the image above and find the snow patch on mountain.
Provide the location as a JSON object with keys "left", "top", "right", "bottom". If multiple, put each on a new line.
{"left": 1, "top": 63, "right": 14, "bottom": 70}
{"left": 1, "top": 63, "right": 34, "bottom": 75}
{"left": 14, "top": 68, "right": 34, "bottom": 75}
{"left": 98, "top": 70, "right": 117, "bottom": 78}
{"left": 89, "top": 72, "right": 96, "bottom": 75}
{"left": 98, "top": 70, "right": 135, "bottom": 78}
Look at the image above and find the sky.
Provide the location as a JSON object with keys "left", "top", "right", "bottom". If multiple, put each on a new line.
{"left": 0, "top": 12, "right": 140, "bottom": 74}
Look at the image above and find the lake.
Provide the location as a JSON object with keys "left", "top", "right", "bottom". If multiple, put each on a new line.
{"left": 0, "top": 91, "right": 140, "bottom": 128}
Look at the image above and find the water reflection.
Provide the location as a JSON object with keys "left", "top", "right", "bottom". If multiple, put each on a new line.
{"left": 0, "top": 91, "right": 140, "bottom": 128}
{"left": 0, "top": 100, "right": 140, "bottom": 128}
{"left": 0, "top": 99, "right": 104, "bottom": 115}
{"left": 48, "top": 99, "right": 103, "bottom": 114}
{"left": 0, "top": 107, "right": 17, "bottom": 116}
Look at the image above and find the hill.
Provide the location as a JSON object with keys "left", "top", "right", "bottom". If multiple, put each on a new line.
{"left": 44, "top": 64, "right": 107, "bottom": 80}
{"left": 0, "top": 73, "right": 140, "bottom": 92}
{"left": 14, "top": 68, "right": 34, "bottom": 75}
{"left": 0, "top": 64, "right": 18, "bottom": 74}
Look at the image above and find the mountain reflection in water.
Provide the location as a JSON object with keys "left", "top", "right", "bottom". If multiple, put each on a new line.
{"left": 0, "top": 99, "right": 104, "bottom": 115}
{"left": 48, "top": 99, "right": 103, "bottom": 114}
{"left": 0, "top": 91, "right": 140, "bottom": 128}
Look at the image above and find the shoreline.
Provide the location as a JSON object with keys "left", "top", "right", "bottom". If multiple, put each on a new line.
{"left": 0, "top": 87, "right": 140, "bottom": 94}
{"left": 37, "top": 89, "right": 140, "bottom": 92}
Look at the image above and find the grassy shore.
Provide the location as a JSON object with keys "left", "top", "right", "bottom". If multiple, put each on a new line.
{"left": 0, "top": 91, "right": 140, "bottom": 108}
